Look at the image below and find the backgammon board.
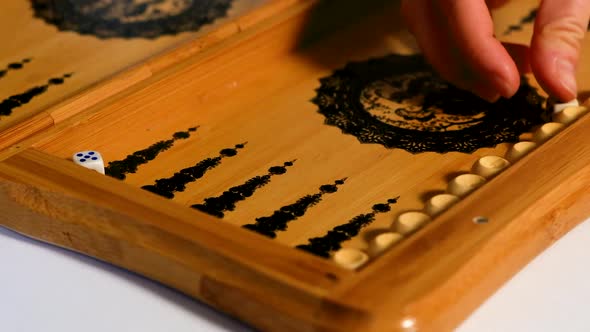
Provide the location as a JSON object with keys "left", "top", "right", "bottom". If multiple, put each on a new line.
{"left": 0, "top": 0, "right": 271, "bottom": 146}
{"left": 2, "top": 0, "right": 590, "bottom": 331}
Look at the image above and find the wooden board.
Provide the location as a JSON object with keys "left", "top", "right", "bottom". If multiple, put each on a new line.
{"left": 2, "top": 0, "right": 590, "bottom": 331}
{"left": 0, "top": 0, "right": 276, "bottom": 148}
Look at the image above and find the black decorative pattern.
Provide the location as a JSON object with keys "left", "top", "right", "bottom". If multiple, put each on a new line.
{"left": 503, "top": 8, "right": 590, "bottom": 35}
{"left": 142, "top": 142, "right": 246, "bottom": 198}
{"left": 0, "top": 73, "right": 72, "bottom": 117}
{"left": 0, "top": 58, "right": 31, "bottom": 80}
{"left": 105, "top": 126, "right": 199, "bottom": 180}
{"left": 503, "top": 8, "right": 538, "bottom": 35}
{"left": 243, "top": 178, "right": 347, "bottom": 238}
{"left": 30, "top": 0, "right": 234, "bottom": 39}
{"left": 192, "top": 161, "right": 295, "bottom": 218}
{"left": 296, "top": 197, "right": 399, "bottom": 258}
{"left": 313, "top": 54, "right": 548, "bottom": 154}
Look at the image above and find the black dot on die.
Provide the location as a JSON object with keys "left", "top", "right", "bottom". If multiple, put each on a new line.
{"left": 76, "top": 153, "right": 83, "bottom": 157}
{"left": 80, "top": 159, "right": 86, "bottom": 162}
{"left": 88, "top": 152, "right": 95, "bottom": 155}
{"left": 91, "top": 157, "right": 98, "bottom": 160}
{"left": 84, "top": 155, "right": 91, "bottom": 158}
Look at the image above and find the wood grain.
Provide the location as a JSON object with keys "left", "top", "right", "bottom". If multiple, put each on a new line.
{"left": 329, "top": 111, "right": 590, "bottom": 331}
{"left": 1, "top": 0, "right": 590, "bottom": 331}
{"left": 0, "top": 0, "right": 271, "bottom": 149}
{"left": 26, "top": 0, "right": 514, "bottom": 252}
{"left": 0, "top": 147, "right": 356, "bottom": 331}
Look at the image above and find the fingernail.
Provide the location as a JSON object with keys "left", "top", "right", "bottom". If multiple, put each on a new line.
{"left": 480, "top": 92, "right": 501, "bottom": 103}
{"left": 556, "top": 58, "right": 578, "bottom": 98}
{"left": 491, "top": 75, "right": 515, "bottom": 99}
{"left": 474, "top": 88, "right": 501, "bottom": 103}
{"left": 471, "top": 81, "right": 501, "bottom": 103}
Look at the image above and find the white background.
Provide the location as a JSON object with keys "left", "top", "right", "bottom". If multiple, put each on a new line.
{"left": 2, "top": 220, "right": 590, "bottom": 332}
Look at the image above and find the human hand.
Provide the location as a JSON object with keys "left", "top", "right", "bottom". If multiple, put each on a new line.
{"left": 401, "top": 0, "right": 590, "bottom": 102}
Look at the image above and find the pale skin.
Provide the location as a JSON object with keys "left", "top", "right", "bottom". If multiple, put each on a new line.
{"left": 401, "top": 0, "right": 590, "bottom": 102}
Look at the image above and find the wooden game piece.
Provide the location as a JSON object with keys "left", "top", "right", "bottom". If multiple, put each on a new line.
{"left": 369, "top": 232, "right": 403, "bottom": 256}
{"left": 471, "top": 156, "right": 510, "bottom": 179}
{"left": 505, "top": 141, "right": 537, "bottom": 162}
{"left": 447, "top": 174, "right": 486, "bottom": 197}
{"left": 394, "top": 211, "right": 431, "bottom": 235}
{"left": 553, "top": 106, "right": 589, "bottom": 125}
{"left": 332, "top": 248, "right": 369, "bottom": 270}
{"left": 424, "top": 194, "right": 460, "bottom": 217}
{"left": 553, "top": 99, "right": 579, "bottom": 113}
{"left": 533, "top": 122, "right": 566, "bottom": 143}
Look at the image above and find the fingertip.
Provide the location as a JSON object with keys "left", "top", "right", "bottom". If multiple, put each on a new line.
{"left": 401, "top": 0, "right": 480, "bottom": 95}
{"left": 531, "top": 53, "right": 578, "bottom": 102}
{"left": 530, "top": 30, "right": 579, "bottom": 101}
{"left": 472, "top": 86, "right": 502, "bottom": 103}
{"left": 439, "top": 1, "right": 521, "bottom": 99}
{"left": 486, "top": 60, "right": 521, "bottom": 99}
{"left": 458, "top": 57, "right": 520, "bottom": 101}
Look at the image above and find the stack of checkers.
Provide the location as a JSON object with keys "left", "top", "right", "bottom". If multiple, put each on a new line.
{"left": 331, "top": 97, "right": 590, "bottom": 271}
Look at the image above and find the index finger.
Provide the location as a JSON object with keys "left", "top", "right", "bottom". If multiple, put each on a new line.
{"left": 439, "top": 0, "right": 521, "bottom": 98}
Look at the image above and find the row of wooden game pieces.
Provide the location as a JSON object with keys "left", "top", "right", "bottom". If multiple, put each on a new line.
{"left": 332, "top": 98, "right": 590, "bottom": 271}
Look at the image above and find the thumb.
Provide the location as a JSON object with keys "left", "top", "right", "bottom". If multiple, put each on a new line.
{"left": 530, "top": 0, "right": 590, "bottom": 101}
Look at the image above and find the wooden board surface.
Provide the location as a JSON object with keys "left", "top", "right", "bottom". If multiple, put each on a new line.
{"left": 0, "top": 0, "right": 270, "bottom": 139}
{"left": 23, "top": 0, "right": 572, "bottom": 251}
{"left": 2, "top": 0, "right": 590, "bottom": 331}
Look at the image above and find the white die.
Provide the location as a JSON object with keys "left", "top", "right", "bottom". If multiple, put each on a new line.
{"left": 72, "top": 150, "right": 105, "bottom": 174}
